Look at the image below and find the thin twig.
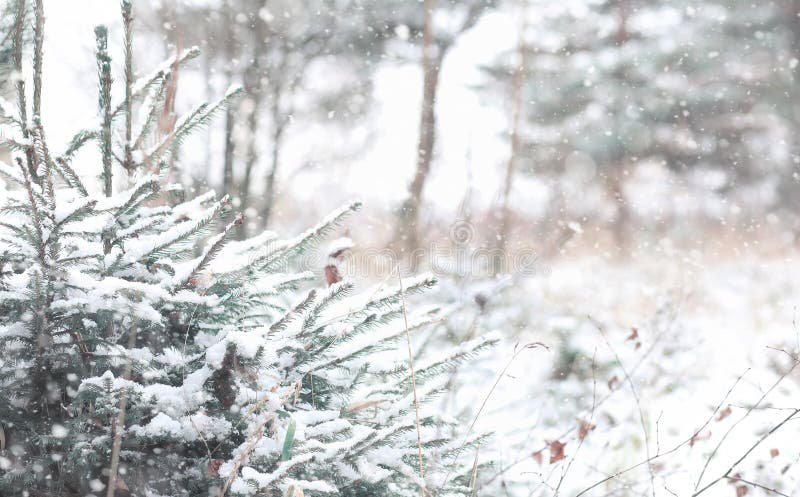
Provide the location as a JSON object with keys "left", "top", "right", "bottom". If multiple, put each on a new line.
{"left": 106, "top": 321, "right": 138, "bottom": 497}
{"left": 398, "top": 268, "right": 427, "bottom": 494}
{"left": 554, "top": 349, "right": 598, "bottom": 494}
{"left": 573, "top": 368, "right": 748, "bottom": 496}
{"left": 694, "top": 357, "right": 798, "bottom": 490}
{"left": 726, "top": 475, "right": 791, "bottom": 497}
{"left": 692, "top": 408, "right": 800, "bottom": 496}
{"left": 482, "top": 302, "right": 681, "bottom": 490}
{"left": 590, "top": 316, "right": 656, "bottom": 497}
{"left": 217, "top": 416, "right": 272, "bottom": 497}
{"left": 442, "top": 340, "right": 549, "bottom": 490}
{"left": 469, "top": 448, "right": 480, "bottom": 496}
{"left": 189, "top": 415, "right": 213, "bottom": 462}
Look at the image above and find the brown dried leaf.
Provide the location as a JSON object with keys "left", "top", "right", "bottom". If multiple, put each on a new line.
{"left": 690, "top": 430, "right": 712, "bottom": 447}
{"left": 735, "top": 484, "right": 749, "bottom": 497}
{"left": 324, "top": 265, "right": 342, "bottom": 286}
{"left": 548, "top": 440, "right": 566, "bottom": 464}
{"left": 578, "top": 419, "right": 596, "bottom": 441}
{"left": 716, "top": 406, "right": 732, "bottom": 422}
{"left": 607, "top": 375, "right": 619, "bottom": 390}
{"left": 626, "top": 327, "right": 639, "bottom": 341}
{"left": 532, "top": 449, "right": 543, "bottom": 466}
{"left": 770, "top": 448, "right": 780, "bottom": 458}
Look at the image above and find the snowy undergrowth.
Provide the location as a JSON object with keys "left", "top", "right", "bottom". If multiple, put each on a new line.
{"left": 433, "top": 255, "right": 800, "bottom": 496}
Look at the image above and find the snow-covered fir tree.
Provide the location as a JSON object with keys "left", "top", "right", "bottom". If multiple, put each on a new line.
{"left": 0, "top": 2, "right": 495, "bottom": 496}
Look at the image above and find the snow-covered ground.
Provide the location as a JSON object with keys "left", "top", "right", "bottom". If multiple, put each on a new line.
{"left": 439, "top": 253, "right": 800, "bottom": 496}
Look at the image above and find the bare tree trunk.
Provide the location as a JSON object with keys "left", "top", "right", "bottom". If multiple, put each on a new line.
{"left": 399, "top": 0, "right": 441, "bottom": 251}
{"left": 495, "top": 0, "right": 528, "bottom": 269}
{"left": 221, "top": 7, "right": 236, "bottom": 197}
{"left": 262, "top": 99, "right": 287, "bottom": 229}
{"left": 158, "top": 18, "right": 182, "bottom": 182}
{"left": 615, "top": 0, "right": 630, "bottom": 45}
{"left": 782, "top": 0, "right": 800, "bottom": 236}
{"left": 608, "top": 0, "right": 631, "bottom": 253}
{"left": 222, "top": 107, "right": 235, "bottom": 196}
{"left": 238, "top": 102, "right": 260, "bottom": 236}
{"left": 197, "top": 24, "right": 214, "bottom": 197}
{"left": 606, "top": 168, "right": 631, "bottom": 252}
{"left": 238, "top": 12, "right": 265, "bottom": 238}
{"left": 789, "top": 0, "right": 800, "bottom": 54}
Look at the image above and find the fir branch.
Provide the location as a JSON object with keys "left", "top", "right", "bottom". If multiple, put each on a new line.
{"left": 110, "top": 45, "right": 200, "bottom": 121}
{"left": 131, "top": 75, "right": 168, "bottom": 152}
{"left": 144, "top": 101, "right": 206, "bottom": 166}
{"left": 304, "top": 314, "right": 378, "bottom": 360}
{"left": 32, "top": 0, "right": 43, "bottom": 120}
{"left": 182, "top": 212, "right": 243, "bottom": 289}
{"left": 137, "top": 197, "right": 229, "bottom": 264}
{"left": 0, "top": 159, "right": 24, "bottom": 187}
{"left": 0, "top": 137, "right": 32, "bottom": 153}
{"left": 305, "top": 308, "right": 401, "bottom": 360}
{"left": 60, "top": 128, "right": 98, "bottom": 161}
{"left": 396, "top": 336, "right": 498, "bottom": 391}
{"left": 270, "top": 289, "right": 318, "bottom": 335}
{"left": 0, "top": 96, "right": 20, "bottom": 124}
{"left": 54, "top": 157, "right": 88, "bottom": 197}
{"left": 112, "top": 216, "right": 158, "bottom": 246}
{"left": 1, "top": 183, "right": 49, "bottom": 212}
{"left": 12, "top": 0, "right": 27, "bottom": 137}
{"left": 12, "top": 0, "right": 35, "bottom": 181}
{"left": 146, "top": 85, "right": 243, "bottom": 167}
{"left": 308, "top": 311, "right": 442, "bottom": 376}
{"left": 15, "top": 157, "right": 44, "bottom": 259}
{"left": 121, "top": 0, "right": 134, "bottom": 172}
{"left": 54, "top": 198, "right": 97, "bottom": 231}
{"left": 361, "top": 276, "right": 437, "bottom": 316}
{"left": 30, "top": 122, "right": 55, "bottom": 212}
{"left": 0, "top": 221, "right": 29, "bottom": 240}
{"left": 258, "top": 201, "right": 362, "bottom": 272}
{"left": 114, "top": 176, "right": 160, "bottom": 220}
{"left": 302, "top": 281, "right": 355, "bottom": 332}
{"left": 95, "top": 25, "right": 113, "bottom": 197}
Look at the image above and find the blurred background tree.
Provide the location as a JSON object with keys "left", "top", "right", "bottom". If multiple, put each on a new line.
{"left": 481, "top": 0, "right": 797, "bottom": 252}
{"left": 143, "top": 0, "right": 384, "bottom": 236}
